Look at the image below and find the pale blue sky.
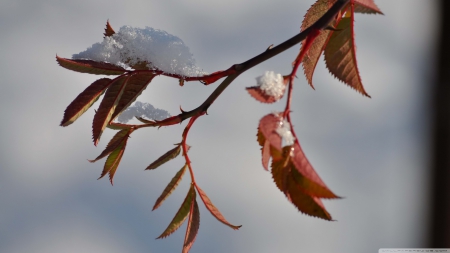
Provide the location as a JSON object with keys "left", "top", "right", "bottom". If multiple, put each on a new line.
{"left": 0, "top": 0, "right": 438, "bottom": 252}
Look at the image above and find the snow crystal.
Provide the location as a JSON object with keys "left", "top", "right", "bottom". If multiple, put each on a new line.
{"left": 256, "top": 71, "right": 285, "bottom": 99}
{"left": 275, "top": 119, "right": 295, "bottom": 146}
{"left": 116, "top": 101, "right": 170, "bottom": 123}
{"left": 73, "top": 26, "right": 207, "bottom": 77}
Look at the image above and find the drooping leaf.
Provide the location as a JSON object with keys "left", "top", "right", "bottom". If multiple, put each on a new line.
{"left": 98, "top": 137, "right": 128, "bottom": 185}
{"left": 273, "top": 146, "right": 339, "bottom": 198}
{"left": 258, "top": 113, "right": 283, "bottom": 152}
{"left": 153, "top": 164, "right": 188, "bottom": 210}
{"left": 300, "top": 0, "right": 337, "bottom": 88}
{"left": 195, "top": 185, "right": 241, "bottom": 230}
{"left": 61, "top": 78, "right": 112, "bottom": 126}
{"left": 271, "top": 155, "right": 332, "bottom": 220}
{"left": 56, "top": 56, "right": 126, "bottom": 75}
{"left": 286, "top": 175, "right": 332, "bottom": 220}
{"left": 354, "top": 0, "right": 383, "bottom": 14}
{"left": 324, "top": 9, "right": 370, "bottom": 97}
{"left": 146, "top": 144, "right": 182, "bottom": 170}
{"left": 110, "top": 73, "right": 155, "bottom": 121}
{"left": 256, "top": 128, "right": 271, "bottom": 171}
{"left": 182, "top": 199, "right": 200, "bottom": 253}
{"left": 89, "top": 128, "right": 132, "bottom": 163}
{"left": 157, "top": 184, "right": 195, "bottom": 239}
{"left": 104, "top": 20, "right": 115, "bottom": 37}
{"left": 92, "top": 75, "right": 129, "bottom": 145}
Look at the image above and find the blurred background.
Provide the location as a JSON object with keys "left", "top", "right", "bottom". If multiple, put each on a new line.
{"left": 0, "top": 0, "right": 443, "bottom": 252}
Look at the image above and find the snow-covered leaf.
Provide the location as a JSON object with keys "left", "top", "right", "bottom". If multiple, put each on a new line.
{"left": 56, "top": 56, "right": 126, "bottom": 75}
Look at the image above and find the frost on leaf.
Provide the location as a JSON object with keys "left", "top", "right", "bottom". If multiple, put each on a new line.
{"left": 275, "top": 119, "right": 295, "bottom": 147}
{"left": 324, "top": 10, "right": 370, "bottom": 97}
{"left": 116, "top": 101, "right": 170, "bottom": 123}
{"left": 247, "top": 71, "right": 287, "bottom": 103}
{"left": 72, "top": 26, "right": 207, "bottom": 77}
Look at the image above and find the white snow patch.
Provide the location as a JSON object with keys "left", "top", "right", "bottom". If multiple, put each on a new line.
{"left": 256, "top": 71, "right": 285, "bottom": 99}
{"left": 73, "top": 26, "right": 207, "bottom": 77}
{"left": 276, "top": 119, "right": 295, "bottom": 146}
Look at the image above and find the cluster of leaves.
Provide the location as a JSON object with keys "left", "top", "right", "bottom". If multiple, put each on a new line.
{"left": 57, "top": 0, "right": 381, "bottom": 252}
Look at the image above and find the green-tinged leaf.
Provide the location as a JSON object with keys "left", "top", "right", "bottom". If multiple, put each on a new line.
{"left": 324, "top": 10, "right": 370, "bottom": 97}
{"left": 153, "top": 165, "right": 188, "bottom": 210}
{"left": 182, "top": 199, "right": 200, "bottom": 253}
{"left": 98, "top": 139, "right": 127, "bottom": 185}
{"left": 104, "top": 20, "right": 115, "bottom": 37}
{"left": 195, "top": 185, "right": 241, "bottom": 230}
{"left": 146, "top": 145, "right": 181, "bottom": 170}
{"left": 300, "top": 0, "right": 336, "bottom": 88}
{"left": 286, "top": 175, "right": 332, "bottom": 220}
{"left": 107, "top": 122, "right": 133, "bottom": 130}
{"left": 157, "top": 184, "right": 195, "bottom": 239}
{"left": 56, "top": 56, "right": 126, "bottom": 75}
{"left": 60, "top": 78, "right": 112, "bottom": 126}
{"left": 92, "top": 75, "right": 129, "bottom": 145}
{"left": 89, "top": 128, "right": 132, "bottom": 163}
{"left": 136, "top": 116, "right": 156, "bottom": 124}
{"left": 354, "top": 0, "right": 383, "bottom": 14}
{"left": 111, "top": 73, "right": 155, "bottom": 121}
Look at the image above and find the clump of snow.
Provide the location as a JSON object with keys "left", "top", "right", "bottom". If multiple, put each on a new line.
{"left": 275, "top": 119, "right": 295, "bottom": 146}
{"left": 73, "top": 26, "right": 207, "bottom": 77}
{"left": 256, "top": 71, "right": 285, "bottom": 99}
{"left": 116, "top": 101, "right": 170, "bottom": 123}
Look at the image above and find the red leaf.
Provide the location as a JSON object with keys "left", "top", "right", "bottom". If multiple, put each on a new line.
{"left": 300, "top": 0, "right": 337, "bottom": 88}
{"left": 258, "top": 113, "right": 283, "bottom": 152}
{"left": 157, "top": 184, "right": 195, "bottom": 239}
{"left": 56, "top": 56, "right": 126, "bottom": 75}
{"left": 146, "top": 144, "right": 182, "bottom": 170}
{"left": 92, "top": 75, "right": 129, "bottom": 145}
{"left": 60, "top": 78, "right": 112, "bottom": 127}
{"left": 195, "top": 185, "right": 241, "bottom": 230}
{"left": 354, "top": 0, "right": 383, "bottom": 14}
{"left": 103, "top": 20, "right": 115, "bottom": 37}
{"left": 89, "top": 128, "right": 133, "bottom": 163}
{"left": 324, "top": 9, "right": 370, "bottom": 97}
{"left": 98, "top": 135, "right": 129, "bottom": 185}
{"left": 291, "top": 143, "right": 339, "bottom": 199}
{"left": 153, "top": 164, "right": 187, "bottom": 210}
{"left": 246, "top": 86, "right": 281, "bottom": 103}
{"left": 182, "top": 199, "right": 200, "bottom": 253}
{"left": 111, "top": 72, "right": 155, "bottom": 121}
{"left": 256, "top": 129, "right": 271, "bottom": 170}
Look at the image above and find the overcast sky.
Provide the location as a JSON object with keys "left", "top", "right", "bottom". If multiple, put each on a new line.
{"left": 0, "top": 0, "right": 438, "bottom": 252}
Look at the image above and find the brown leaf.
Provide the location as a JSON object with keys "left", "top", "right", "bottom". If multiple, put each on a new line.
{"left": 146, "top": 144, "right": 182, "bottom": 170}
{"left": 256, "top": 129, "right": 271, "bottom": 171}
{"left": 98, "top": 136, "right": 129, "bottom": 185}
{"left": 89, "top": 128, "right": 133, "bottom": 163}
{"left": 157, "top": 184, "right": 195, "bottom": 239}
{"left": 110, "top": 73, "right": 155, "bottom": 121}
{"left": 324, "top": 11, "right": 370, "bottom": 97}
{"left": 153, "top": 164, "right": 187, "bottom": 210}
{"left": 300, "top": 0, "right": 337, "bottom": 88}
{"left": 354, "top": 0, "right": 383, "bottom": 14}
{"left": 104, "top": 20, "right": 115, "bottom": 37}
{"left": 246, "top": 85, "right": 286, "bottom": 104}
{"left": 182, "top": 199, "right": 200, "bottom": 253}
{"left": 195, "top": 185, "right": 241, "bottom": 230}
{"left": 92, "top": 75, "right": 129, "bottom": 145}
{"left": 60, "top": 78, "right": 112, "bottom": 127}
{"left": 56, "top": 56, "right": 126, "bottom": 75}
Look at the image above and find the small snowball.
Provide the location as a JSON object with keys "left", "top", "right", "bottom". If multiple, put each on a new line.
{"left": 256, "top": 71, "right": 285, "bottom": 99}
{"left": 73, "top": 26, "right": 207, "bottom": 77}
{"left": 275, "top": 119, "right": 295, "bottom": 146}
